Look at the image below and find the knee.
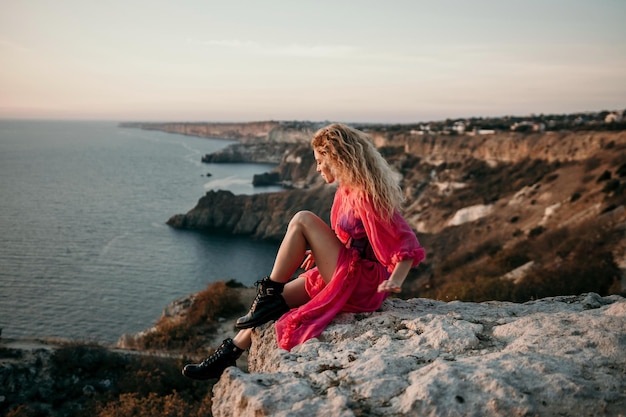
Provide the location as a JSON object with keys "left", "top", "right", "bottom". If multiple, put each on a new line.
{"left": 288, "top": 210, "right": 317, "bottom": 229}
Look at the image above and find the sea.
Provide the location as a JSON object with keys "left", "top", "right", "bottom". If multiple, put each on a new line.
{"left": 0, "top": 120, "right": 282, "bottom": 344}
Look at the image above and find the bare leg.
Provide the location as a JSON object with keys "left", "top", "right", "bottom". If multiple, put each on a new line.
{"left": 270, "top": 211, "right": 342, "bottom": 284}
{"left": 232, "top": 328, "right": 254, "bottom": 350}
{"left": 183, "top": 212, "right": 338, "bottom": 380}
{"left": 283, "top": 276, "right": 310, "bottom": 308}
{"left": 235, "top": 211, "right": 341, "bottom": 330}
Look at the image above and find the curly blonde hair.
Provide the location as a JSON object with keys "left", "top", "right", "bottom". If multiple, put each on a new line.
{"left": 312, "top": 123, "right": 404, "bottom": 220}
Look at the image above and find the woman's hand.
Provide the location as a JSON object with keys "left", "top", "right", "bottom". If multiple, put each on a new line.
{"left": 378, "top": 259, "right": 412, "bottom": 293}
{"left": 377, "top": 279, "right": 402, "bottom": 293}
{"left": 301, "top": 250, "right": 315, "bottom": 271}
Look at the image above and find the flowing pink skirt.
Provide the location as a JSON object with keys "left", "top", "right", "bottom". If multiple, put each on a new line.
{"left": 275, "top": 246, "right": 389, "bottom": 351}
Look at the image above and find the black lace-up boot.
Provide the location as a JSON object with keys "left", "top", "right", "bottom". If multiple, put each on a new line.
{"left": 235, "top": 276, "right": 289, "bottom": 329}
{"left": 182, "top": 338, "right": 244, "bottom": 380}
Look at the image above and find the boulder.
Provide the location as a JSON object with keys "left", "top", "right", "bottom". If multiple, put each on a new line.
{"left": 252, "top": 172, "right": 281, "bottom": 187}
{"left": 212, "top": 293, "right": 626, "bottom": 417}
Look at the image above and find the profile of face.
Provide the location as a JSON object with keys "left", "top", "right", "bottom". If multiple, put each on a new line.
{"left": 314, "top": 149, "right": 335, "bottom": 184}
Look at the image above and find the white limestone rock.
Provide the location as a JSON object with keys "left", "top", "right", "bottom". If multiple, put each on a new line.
{"left": 447, "top": 204, "right": 494, "bottom": 226}
{"left": 211, "top": 294, "right": 626, "bottom": 417}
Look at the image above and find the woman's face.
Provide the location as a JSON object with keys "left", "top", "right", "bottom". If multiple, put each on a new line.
{"left": 314, "top": 149, "right": 335, "bottom": 184}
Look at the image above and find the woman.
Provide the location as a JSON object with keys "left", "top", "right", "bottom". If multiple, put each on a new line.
{"left": 183, "top": 123, "right": 425, "bottom": 380}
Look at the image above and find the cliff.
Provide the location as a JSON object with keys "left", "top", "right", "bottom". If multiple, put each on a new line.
{"left": 119, "top": 121, "right": 280, "bottom": 142}
{"left": 171, "top": 130, "right": 626, "bottom": 235}
{"left": 374, "top": 130, "right": 626, "bottom": 164}
{"left": 212, "top": 293, "right": 626, "bottom": 417}
{"left": 201, "top": 142, "right": 296, "bottom": 164}
{"left": 119, "top": 120, "right": 321, "bottom": 144}
{"left": 167, "top": 186, "right": 336, "bottom": 241}
{"left": 121, "top": 122, "right": 625, "bottom": 166}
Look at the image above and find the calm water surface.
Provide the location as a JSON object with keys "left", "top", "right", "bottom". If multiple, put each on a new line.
{"left": 0, "top": 120, "right": 281, "bottom": 343}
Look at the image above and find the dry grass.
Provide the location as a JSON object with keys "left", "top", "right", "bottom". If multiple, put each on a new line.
{"left": 128, "top": 280, "right": 246, "bottom": 354}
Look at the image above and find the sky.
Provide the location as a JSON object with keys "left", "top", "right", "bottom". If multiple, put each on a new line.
{"left": 0, "top": 0, "right": 625, "bottom": 123}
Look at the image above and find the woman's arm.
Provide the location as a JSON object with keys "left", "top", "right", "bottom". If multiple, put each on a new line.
{"left": 377, "top": 259, "right": 413, "bottom": 293}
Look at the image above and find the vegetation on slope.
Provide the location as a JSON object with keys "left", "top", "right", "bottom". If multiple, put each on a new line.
{"left": 397, "top": 143, "right": 626, "bottom": 302}
{"left": 1, "top": 281, "right": 247, "bottom": 417}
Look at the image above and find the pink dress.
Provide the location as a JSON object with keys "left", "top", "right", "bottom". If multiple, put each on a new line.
{"left": 275, "top": 186, "right": 426, "bottom": 351}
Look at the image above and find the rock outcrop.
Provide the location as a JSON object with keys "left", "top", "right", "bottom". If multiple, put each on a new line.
{"left": 212, "top": 293, "right": 626, "bottom": 417}
{"left": 119, "top": 121, "right": 281, "bottom": 142}
{"left": 203, "top": 142, "right": 319, "bottom": 187}
{"left": 120, "top": 120, "right": 322, "bottom": 144}
{"left": 167, "top": 186, "right": 336, "bottom": 241}
{"left": 202, "top": 142, "right": 296, "bottom": 164}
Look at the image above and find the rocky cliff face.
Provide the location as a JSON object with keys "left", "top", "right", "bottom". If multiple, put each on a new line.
{"left": 379, "top": 130, "right": 626, "bottom": 164}
{"left": 167, "top": 186, "right": 336, "bottom": 241}
{"left": 212, "top": 293, "right": 626, "bottom": 417}
{"left": 271, "top": 143, "right": 320, "bottom": 188}
{"left": 201, "top": 142, "right": 296, "bottom": 164}
{"left": 121, "top": 121, "right": 280, "bottom": 142}
{"left": 120, "top": 120, "right": 321, "bottom": 144}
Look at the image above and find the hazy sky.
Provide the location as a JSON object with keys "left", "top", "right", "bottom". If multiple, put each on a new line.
{"left": 1, "top": 0, "right": 624, "bottom": 123}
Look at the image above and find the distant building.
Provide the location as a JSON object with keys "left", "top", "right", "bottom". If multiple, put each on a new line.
{"left": 605, "top": 112, "right": 623, "bottom": 123}
{"left": 467, "top": 127, "right": 496, "bottom": 136}
{"left": 411, "top": 124, "right": 433, "bottom": 135}
{"left": 452, "top": 121, "right": 466, "bottom": 134}
{"left": 510, "top": 121, "right": 545, "bottom": 132}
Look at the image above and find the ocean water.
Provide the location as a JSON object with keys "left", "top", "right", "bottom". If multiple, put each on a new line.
{"left": 0, "top": 120, "right": 281, "bottom": 344}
